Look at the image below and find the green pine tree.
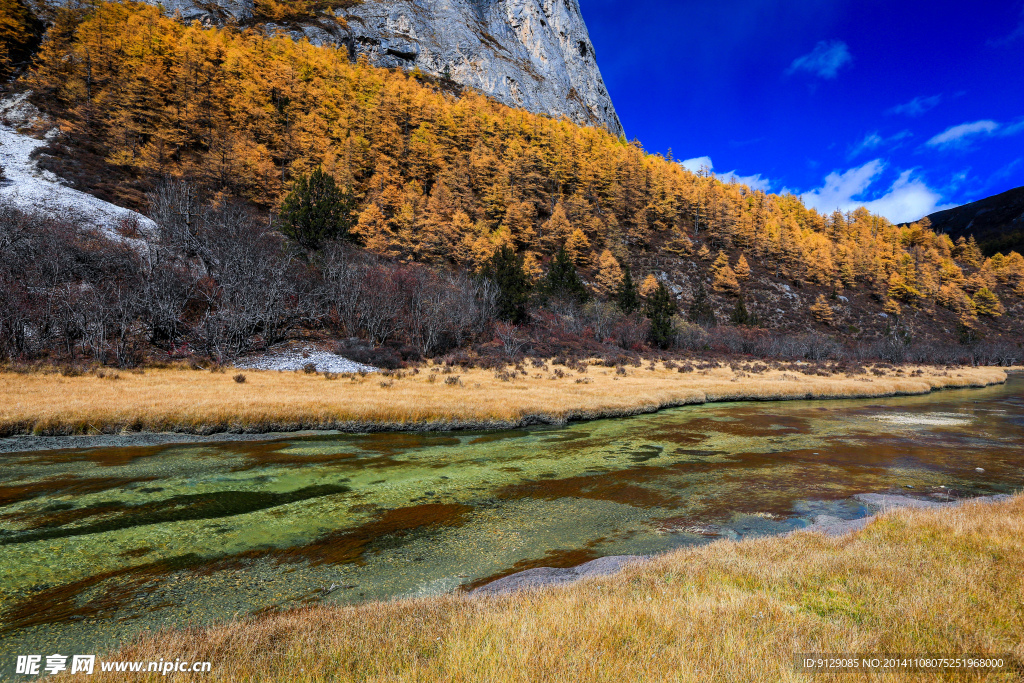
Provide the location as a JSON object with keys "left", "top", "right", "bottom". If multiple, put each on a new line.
{"left": 730, "top": 297, "right": 751, "bottom": 326}
{"left": 615, "top": 263, "right": 640, "bottom": 314}
{"left": 481, "top": 245, "right": 532, "bottom": 324}
{"left": 541, "top": 244, "right": 589, "bottom": 305}
{"left": 688, "top": 281, "right": 716, "bottom": 327}
{"left": 645, "top": 282, "right": 677, "bottom": 349}
{"left": 279, "top": 167, "right": 356, "bottom": 250}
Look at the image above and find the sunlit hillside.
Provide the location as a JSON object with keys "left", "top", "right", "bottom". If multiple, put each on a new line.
{"left": 2, "top": 0, "right": 1022, "bottom": 366}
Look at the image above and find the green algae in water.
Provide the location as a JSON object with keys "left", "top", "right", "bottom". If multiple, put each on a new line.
{"left": 0, "top": 376, "right": 1022, "bottom": 665}
{"left": 0, "top": 484, "right": 351, "bottom": 545}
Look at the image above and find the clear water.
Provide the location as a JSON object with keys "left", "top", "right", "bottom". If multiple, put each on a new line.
{"left": 1, "top": 376, "right": 1021, "bottom": 664}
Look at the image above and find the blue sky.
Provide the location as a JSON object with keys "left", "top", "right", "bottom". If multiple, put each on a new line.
{"left": 581, "top": 0, "right": 1024, "bottom": 223}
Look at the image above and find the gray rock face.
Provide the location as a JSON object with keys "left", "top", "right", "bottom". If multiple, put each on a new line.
{"left": 147, "top": 0, "right": 623, "bottom": 135}
{"left": 158, "top": 0, "right": 253, "bottom": 23}
{"left": 340, "top": 0, "right": 623, "bottom": 135}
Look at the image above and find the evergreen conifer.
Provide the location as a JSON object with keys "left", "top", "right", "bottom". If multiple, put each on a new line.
{"left": 541, "top": 244, "right": 589, "bottom": 305}
{"left": 615, "top": 264, "right": 640, "bottom": 313}
{"left": 481, "top": 245, "right": 532, "bottom": 324}
{"left": 688, "top": 281, "right": 716, "bottom": 326}
{"left": 279, "top": 167, "right": 356, "bottom": 250}
{"left": 645, "top": 282, "right": 677, "bottom": 349}
{"left": 730, "top": 297, "right": 751, "bottom": 326}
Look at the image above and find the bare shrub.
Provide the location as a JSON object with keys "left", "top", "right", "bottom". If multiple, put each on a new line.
{"left": 612, "top": 313, "right": 650, "bottom": 350}
{"left": 495, "top": 322, "right": 528, "bottom": 359}
{"left": 672, "top": 319, "right": 709, "bottom": 352}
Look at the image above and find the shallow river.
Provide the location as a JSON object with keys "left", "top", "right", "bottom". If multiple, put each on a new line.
{"left": 1, "top": 375, "right": 1022, "bottom": 667}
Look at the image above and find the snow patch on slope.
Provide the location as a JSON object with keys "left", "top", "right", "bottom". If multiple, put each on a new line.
{"left": 0, "top": 93, "right": 157, "bottom": 236}
{"left": 236, "top": 346, "right": 378, "bottom": 373}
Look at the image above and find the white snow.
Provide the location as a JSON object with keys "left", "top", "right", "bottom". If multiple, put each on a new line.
{"left": 0, "top": 93, "right": 157, "bottom": 236}
{"left": 235, "top": 346, "right": 378, "bottom": 373}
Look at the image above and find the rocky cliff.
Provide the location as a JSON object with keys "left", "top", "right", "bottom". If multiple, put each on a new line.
{"left": 154, "top": 0, "right": 624, "bottom": 135}
{"left": 340, "top": 0, "right": 623, "bottom": 135}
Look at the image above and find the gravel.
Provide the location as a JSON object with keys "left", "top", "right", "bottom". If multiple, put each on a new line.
{"left": 234, "top": 346, "right": 378, "bottom": 374}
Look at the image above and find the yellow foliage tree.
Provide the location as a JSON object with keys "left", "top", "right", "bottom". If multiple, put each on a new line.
{"left": 809, "top": 294, "right": 834, "bottom": 325}
{"left": 663, "top": 231, "right": 693, "bottom": 256}
{"left": 565, "top": 228, "right": 592, "bottom": 267}
{"left": 887, "top": 272, "right": 922, "bottom": 302}
{"left": 542, "top": 203, "right": 573, "bottom": 250}
{"left": 522, "top": 251, "right": 543, "bottom": 283}
{"left": 594, "top": 250, "right": 623, "bottom": 295}
{"left": 734, "top": 253, "right": 751, "bottom": 279}
{"left": 973, "top": 287, "right": 1004, "bottom": 317}
{"left": 354, "top": 203, "right": 397, "bottom": 257}
{"left": 938, "top": 284, "right": 978, "bottom": 327}
{"left": 0, "top": 0, "right": 34, "bottom": 78}
{"left": 710, "top": 250, "right": 730, "bottom": 275}
{"left": 713, "top": 264, "right": 740, "bottom": 296}
{"left": 639, "top": 274, "right": 660, "bottom": 298}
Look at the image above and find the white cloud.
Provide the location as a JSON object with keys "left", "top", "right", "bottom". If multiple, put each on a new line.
{"left": 680, "top": 156, "right": 772, "bottom": 191}
{"left": 786, "top": 40, "right": 852, "bottom": 79}
{"left": 800, "top": 160, "right": 952, "bottom": 223}
{"left": 859, "top": 171, "right": 952, "bottom": 224}
{"left": 801, "top": 160, "right": 883, "bottom": 211}
{"left": 847, "top": 130, "right": 911, "bottom": 159}
{"left": 1003, "top": 119, "right": 1024, "bottom": 136}
{"left": 926, "top": 120, "right": 999, "bottom": 147}
{"left": 887, "top": 95, "right": 942, "bottom": 117}
{"left": 715, "top": 171, "right": 772, "bottom": 192}
{"left": 680, "top": 156, "right": 713, "bottom": 174}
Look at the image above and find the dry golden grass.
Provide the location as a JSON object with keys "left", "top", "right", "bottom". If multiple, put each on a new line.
{"left": 75, "top": 494, "right": 1024, "bottom": 682}
{"left": 0, "top": 362, "right": 1006, "bottom": 436}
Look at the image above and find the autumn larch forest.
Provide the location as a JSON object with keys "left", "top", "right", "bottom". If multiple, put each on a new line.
{"left": 1, "top": 0, "right": 1022, "bottom": 368}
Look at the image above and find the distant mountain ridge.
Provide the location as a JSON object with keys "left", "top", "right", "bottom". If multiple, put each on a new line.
{"left": 919, "top": 186, "right": 1024, "bottom": 256}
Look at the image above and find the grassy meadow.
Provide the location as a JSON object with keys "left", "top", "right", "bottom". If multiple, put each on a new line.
{"left": 64, "top": 493, "right": 1024, "bottom": 682}
{"left": 0, "top": 361, "right": 1007, "bottom": 436}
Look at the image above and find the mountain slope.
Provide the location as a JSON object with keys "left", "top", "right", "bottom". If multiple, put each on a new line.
{"left": 922, "top": 186, "right": 1024, "bottom": 256}
{"left": 108, "top": 0, "right": 623, "bottom": 135}
{"left": 3, "top": 1, "right": 1022, "bottom": 367}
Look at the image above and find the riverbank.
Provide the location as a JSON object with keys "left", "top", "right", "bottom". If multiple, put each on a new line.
{"left": 0, "top": 362, "right": 1007, "bottom": 438}
{"left": 81, "top": 492, "right": 1024, "bottom": 682}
